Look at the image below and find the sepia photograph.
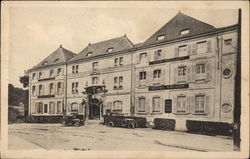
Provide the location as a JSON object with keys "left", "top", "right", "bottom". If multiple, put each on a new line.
{"left": 1, "top": 1, "right": 249, "bottom": 159}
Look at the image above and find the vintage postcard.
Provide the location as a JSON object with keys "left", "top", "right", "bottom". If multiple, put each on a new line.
{"left": 1, "top": 1, "right": 249, "bottom": 159}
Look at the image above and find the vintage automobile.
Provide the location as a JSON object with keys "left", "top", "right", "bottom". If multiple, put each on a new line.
{"left": 103, "top": 112, "right": 147, "bottom": 129}
{"left": 62, "top": 112, "right": 85, "bottom": 127}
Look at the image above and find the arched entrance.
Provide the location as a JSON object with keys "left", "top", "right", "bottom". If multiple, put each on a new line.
{"left": 89, "top": 98, "right": 102, "bottom": 120}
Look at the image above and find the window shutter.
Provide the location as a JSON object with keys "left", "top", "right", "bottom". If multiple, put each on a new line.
{"left": 192, "top": 43, "right": 196, "bottom": 55}
{"left": 188, "top": 44, "right": 191, "bottom": 55}
{"left": 174, "top": 47, "right": 178, "bottom": 57}
{"left": 146, "top": 70, "right": 152, "bottom": 86}
{"left": 189, "top": 96, "right": 195, "bottom": 113}
{"left": 172, "top": 96, "right": 177, "bottom": 113}
{"left": 187, "top": 66, "right": 191, "bottom": 82}
{"left": 206, "top": 62, "right": 212, "bottom": 81}
{"left": 61, "top": 82, "right": 64, "bottom": 95}
{"left": 186, "top": 96, "right": 190, "bottom": 113}
{"left": 135, "top": 97, "right": 139, "bottom": 113}
{"left": 161, "top": 68, "right": 165, "bottom": 85}
{"left": 190, "top": 65, "right": 196, "bottom": 82}
{"left": 145, "top": 97, "right": 150, "bottom": 113}
{"left": 205, "top": 95, "right": 210, "bottom": 114}
{"left": 135, "top": 71, "right": 140, "bottom": 88}
{"left": 136, "top": 54, "right": 140, "bottom": 64}
{"left": 147, "top": 53, "right": 151, "bottom": 63}
{"left": 207, "top": 40, "right": 212, "bottom": 53}
{"left": 173, "top": 67, "right": 178, "bottom": 84}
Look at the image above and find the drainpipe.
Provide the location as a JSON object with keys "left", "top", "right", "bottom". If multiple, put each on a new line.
{"left": 65, "top": 62, "right": 68, "bottom": 115}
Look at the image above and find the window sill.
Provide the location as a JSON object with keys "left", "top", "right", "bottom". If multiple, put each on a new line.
{"left": 150, "top": 112, "right": 162, "bottom": 115}
{"left": 192, "top": 112, "right": 208, "bottom": 115}
{"left": 173, "top": 112, "right": 190, "bottom": 115}
{"left": 136, "top": 112, "right": 148, "bottom": 115}
{"left": 138, "top": 85, "right": 147, "bottom": 89}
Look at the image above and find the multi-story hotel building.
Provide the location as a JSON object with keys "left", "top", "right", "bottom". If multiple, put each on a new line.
{"left": 27, "top": 12, "right": 238, "bottom": 128}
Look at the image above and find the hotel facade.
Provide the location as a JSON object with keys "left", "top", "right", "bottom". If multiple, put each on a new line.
{"left": 27, "top": 12, "right": 238, "bottom": 127}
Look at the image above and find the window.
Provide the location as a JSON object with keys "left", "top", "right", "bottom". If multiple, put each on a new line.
{"left": 92, "top": 62, "right": 98, "bottom": 70}
{"left": 42, "top": 61, "right": 47, "bottom": 65}
{"left": 139, "top": 71, "right": 146, "bottom": 80}
{"left": 49, "top": 83, "right": 54, "bottom": 95}
{"left": 153, "top": 69, "right": 161, "bottom": 79}
{"left": 195, "top": 95, "right": 205, "bottom": 113}
{"left": 114, "top": 57, "right": 123, "bottom": 67}
{"left": 139, "top": 53, "right": 147, "bottom": 63}
{"left": 57, "top": 82, "right": 62, "bottom": 94}
{"left": 72, "top": 65, "right": 79, "bottom": 74}
{"left": 37, "top": 102, "right": 43, "bottom": 114}
{"left": 224, "top": 39, "right": 232, "bottom": 46}
{"left": 71, "top": 102, "right": 78, "bottom": 111}
{"left": 38, "top": 85, "right": 43, "bottom": 95}
{"left": 38, "top": 72, "right": 42, "bottom": 79}
{"left": 32, "top": 86, "right": 36, "bottom": 95}
{"left": 57, "top": 101, "right": 62, "bottom": 113}
{"left": 50, "top": 70, "right": 54, "bottom": 77}
{"left": 32, "top": 73, "right": 36, "bottom": 80}
{"left": 114, "top": 76, "right": 123, "bottom": 89}
{"left": 113, "top": 101, "right": 122, "bottom": 113}
{"left": 119, "top": 57, "right": 123, "bottom": 66}
{"left": 177, "top": 96, "right": 186, "bottom": 113}
{"left": 180, "top": 29, "right": 190, "bottom": 35}
{"left": 138, "top": 97, "right": 145, "bottom": 112}
{"left": 157, "top": 35, "right": 166, "bottom": 41}
{"left": 49, "top": 102, "right": 55, "bottom": 114}
{"left": 177, "top": 66, "right": 187, "bottom": 83}
{"left": 44, "top": 104, "right": 48, "bottom": 113}
{"left": 86, "top": 52, "right": 93, "bottom": 57}
{"left": 153, "top": 97, "right": 160, "bottom": 112}
{"left": 223, "top": 68, "right": 232, "bottom": 79}
{"left": 92, "top": 77, "right": 99, "bottom": 84}
{"left": 53, "top": 58, "right": 59, "bottom": 63}
{"left": 72, "top": 82, "right": 79, "bottom": 94}
{"left": 196, "top": 41, "right": 207, "bottom": 54}
{"left": 196, "top": 64, "right": 206, "bottom": 81}
{"left": 57, "top": 68, "right": 62, "bottom": 76}
{"left": 107, "top": 47, "right": 113, "bottom": 53}
{"left": 154, "top": 50, "right": 162, "bottom": 61}
{"left": 178, "top": 45, "right": 188, "bottom": 56}
{"left": 165, "top": 99, "right": 172, "bottom": 113}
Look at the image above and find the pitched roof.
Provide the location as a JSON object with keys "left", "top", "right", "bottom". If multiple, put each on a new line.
{"left": 32, "top": 45, "right": 76, "bottom": 69}
{"left": 142, "top": 12, "right": 216, "bottom": 47}
{"left": 70, "top": 35, "right": 134, "bottom": 62}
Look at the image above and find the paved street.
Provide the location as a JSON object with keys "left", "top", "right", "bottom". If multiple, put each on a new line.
{"left": 8, "top": 121, "right": 233, "bottom": 151}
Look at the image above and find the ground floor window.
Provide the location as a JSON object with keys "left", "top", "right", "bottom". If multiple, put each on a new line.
{"left": 195, "top": 95, "right": 205, "bottom": 113}
{"left": 138, "top": 97, "right": 145, "bottom": 112}
{"left": 177, "top": 96, "right": 186, "bottom": 113}
{"left": 113, "top": 101, "right": 122, "bottom": 113}
{"left": 57, "top": 101, "right": 62, "bottom": 113}
{"left": 44, "top": 104, "right": 48, "bottom": 113}
{"left": 152, "top": 97, "right": 160, "bottom": 112}
{"left": 71, "top": 102, "right": 78, "bottom": 111}
{"left": 37, "top": 102, "right": 43, "bottom": 114}
{"left": 49, "top": 102, "right": 55, "bottom": 114}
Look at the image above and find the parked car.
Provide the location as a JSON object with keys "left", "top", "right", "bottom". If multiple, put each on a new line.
{"left": 62, "top": 113, "right": 85, "bottom": 127}
{"left": 103, "top": 112, "right": 147, "bottom": 129}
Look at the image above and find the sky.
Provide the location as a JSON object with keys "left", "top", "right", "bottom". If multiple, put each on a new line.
{"left": 7, "top": 3, "right": 238, "bottom": 88}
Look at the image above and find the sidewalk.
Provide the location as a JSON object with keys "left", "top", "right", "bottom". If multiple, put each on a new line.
{"left": 8, "top": 134, "right": 45, "bottom": 150}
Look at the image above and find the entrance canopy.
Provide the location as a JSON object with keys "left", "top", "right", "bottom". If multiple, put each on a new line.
{"left": 82, "top": 85, "right": 108, "bottom": 95}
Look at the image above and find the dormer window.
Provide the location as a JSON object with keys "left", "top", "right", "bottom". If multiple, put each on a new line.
{"left": 107, "top": 48, "right": 113, "bottom": 53}
{"left": 157, "top": 35, "right": 166, "bottom": 41}
{"left": 86, "top": 52, "right": 93, "bottom": 57}
{"left": 53, "top": 58, "right": 59, "bottom": 63}
{"left": 42, "top": 61, "right": 47, "bottom": 65}
{"left": 180, "top": 29, "right": 190, "bottom": 35}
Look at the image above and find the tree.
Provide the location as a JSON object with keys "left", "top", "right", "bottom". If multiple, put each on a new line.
{"left": 19, "top": 75, "right": 29, "bottom": 88}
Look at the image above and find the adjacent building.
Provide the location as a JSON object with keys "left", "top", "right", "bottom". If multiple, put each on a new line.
{"left": 27, "top": 12, "right": 238, "bottom": 127}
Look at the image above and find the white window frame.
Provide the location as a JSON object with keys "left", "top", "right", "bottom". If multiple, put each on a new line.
{"left": 152, "top": 97, "right": 161, "bottom": 112}
{"left": 154, "top": 50, "right": 162, "bottom": 61}
{"left": 57, "top": 68, "right": 62, "bottom": 76}
{"left": 113, "top": 101, "right": 122, "bottom": 112}
{"left": 49, "top": 102, "right": 55, "bottom": 114}
{"left": 57, "top": 101, "right": 62, "bottom": 114}
{"left": 139, "top": 53, "right": 147, "bottom": 63}
{"left": 178, "top": 45, "right": 188, "bottom": 56}
{"left": 139, "top": 71, "right": 147, "bottom": 81}
{"left": 196, "top": 41, "right": 207, "bottom": 54}
{"left": 157, "top": 35, "right": 166, "bottom": 41}
{"left": 180, "top": 29, "right": 190, "bottom": 35}
{"left": 38, "top": 85, "right": 43, "bottom": 95}
{"left": 138, "top": 97, "right": 145, "bottom": 112}
{"left": 32, "top": 85, "right": 36, "bottom": 95}
{"left": 177, "top": 66, "right": 187, "bottom": 83}
{"left": 177, "top": 96, "right": 186, "bottom": 113}
{"left": 196, "top": 63, "right": 206, "bottom": 81}
{"left": 195, "top": 95, "right": 205, "bottom": 113}
{"left": 92, "top": 62, "right": 98, "bottom": 70}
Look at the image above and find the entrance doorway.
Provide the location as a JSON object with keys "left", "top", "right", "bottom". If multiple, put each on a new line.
{"left": 89, "top": 98, "right": 102, "bottom": 120}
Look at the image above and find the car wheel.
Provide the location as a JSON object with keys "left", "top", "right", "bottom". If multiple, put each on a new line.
{"left": 108, "top": 121, "right": 114, "bottom": 127}
{"left": 121, "top": 120, "right": 127, "bottom": 127}
{"left": 128, "top": 122, "right": 135, "bottom": 129}
{"left": 74, "top": 121, "right": 80, "bottom": 127}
